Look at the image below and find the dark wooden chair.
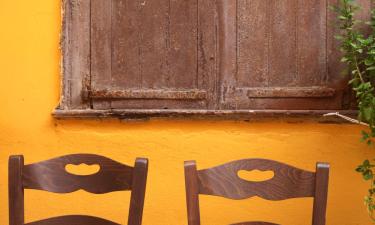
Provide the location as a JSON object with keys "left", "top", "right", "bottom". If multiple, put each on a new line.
{"left": 9, "top": 154, "right": 148, "bottom": 225}
{"left": 184, "top": 159, "right": 329, "bottom": 225}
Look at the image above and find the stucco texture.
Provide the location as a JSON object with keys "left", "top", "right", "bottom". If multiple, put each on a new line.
{"left": 0, "top": 0, "right": 374, "bottom": 224}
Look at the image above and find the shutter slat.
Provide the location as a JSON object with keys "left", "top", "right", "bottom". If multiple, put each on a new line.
{"left": 168, "top": 0, "right": 198, "bottom": 89}
{"left": 90, "top": 0, "right": 216, "bottom": 110}
{"left": 297, "top": 0, "right": 327, "bottom": 86}
{"left": 138, "top": 0, "right": 169, "bottom": 89}
{"left": 111, "top": 0, "right": 142, "bottom": 89}
{"left": 268, "top": 0, "right": 297, "bottom": 86}
{"left": 91, "top": 0, "right": 112, "bottom": 109}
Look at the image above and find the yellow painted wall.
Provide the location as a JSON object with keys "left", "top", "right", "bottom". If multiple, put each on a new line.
{"left": 0, "top": 0, "right": 374, "bottom": 224}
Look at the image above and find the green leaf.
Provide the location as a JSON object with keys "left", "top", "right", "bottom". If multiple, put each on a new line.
{"left": 335, "top": 35, "right": 344, "bottom": 40}
{"left": 363, "top": 107, "right": 374, "bottom": 122}
{"left": 350, "top": 42, "right": 358, "bottom": 48}
{"left": 364, "top": 170, "right": 374, "bottom": 180}
{"left": 362, "top": 131, "right": 370, "bottom": 141}
{"left": 341, "top": 57, "right": 349, "bottom": 62}
{"left": 365, "top": 59, "right": 374, "bottom": 66}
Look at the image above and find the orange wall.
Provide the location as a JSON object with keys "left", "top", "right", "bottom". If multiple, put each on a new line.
{"left": 0, "top": 0, "right": 374, "bottom": 224}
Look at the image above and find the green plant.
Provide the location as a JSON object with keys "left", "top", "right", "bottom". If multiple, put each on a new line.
{"left": 335, "top": 0, "right": 375, "bottom": 221}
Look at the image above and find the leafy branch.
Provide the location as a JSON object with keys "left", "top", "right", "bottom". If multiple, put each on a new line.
{"left": 335, "top": 0, "right": 375, "bottom": 221}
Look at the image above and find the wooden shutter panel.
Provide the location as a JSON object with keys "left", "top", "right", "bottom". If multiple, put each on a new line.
{"left": 58, "top": 0, "right": 372, "bottom": 117}
{"left": 218, "top": 0, "right": 371, "bottom": 110}
{"left": 90, "top": 0, "right": 217, "bottom": 110}
{"left": 61, "top": 0, "right": 91, "bottom": 110}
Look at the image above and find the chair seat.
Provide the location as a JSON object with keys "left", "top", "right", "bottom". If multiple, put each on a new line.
{"left": 25, "top": 215, "right": 121, "bottom": 225}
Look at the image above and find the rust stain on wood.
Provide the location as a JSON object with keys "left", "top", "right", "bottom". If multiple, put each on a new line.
{"left": 90, "top": 89, "right": 207, "bottom": 100}
{"left": 246, "top": 87, "right": 336, "bottom": 98}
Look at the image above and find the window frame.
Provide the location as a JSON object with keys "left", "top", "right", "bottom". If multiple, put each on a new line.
{"left": 54, "top": 0, "right": 359, "bottom": 120}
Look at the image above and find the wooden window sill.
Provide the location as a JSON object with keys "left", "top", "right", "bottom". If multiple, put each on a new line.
{"left": 52, "top": 109, "right": 358, "bottom": 122}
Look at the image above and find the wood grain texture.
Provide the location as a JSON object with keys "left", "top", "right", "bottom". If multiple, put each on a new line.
{"left": 197, "top": 159, "right": 315, "bottom": 200}
{"left": 231, "top": 222, "right": 279, "bottom": 225}
{"left": 9, "top": 155, "right": 24, "bottom": 225}
{"left": 89, "top": 0, "right": 215, "bottom": 110}
{"left": 138, "top": 0, "right": 169, "bottom": 89}
{"left": 268, "top": 0, "right": 297, "bottom": 86}
{"left": 128, "top": 158, "right": 149, "bottom": 225}
{"left": 60, "top": 0, "right": 90, "bottom": 109}
{"left": 246, "top": 87, "right": 335, "bottom": 98}
{"left": 168, "top": 0, "right": 198, "bottom": 89}
{"left": 53, "top": 108, "right": 358, "bottom": 120}
{"left": 111, "top": 0, "right": 142, "bottom": 89}
{"left": 237, "top": 0, "right": 269, "bottom": 87}
{"left": 9, "top": 154, "right": 149, "bottom": 225}
{"left": 296, "top": 0, "right": 327, "bottom": 86}
{"left": 91, "top": 0, "right": 112, "bottom": 90}
{"left": 25, "top": 215, "right": 121, "bottom": 225}
{"left": 217, "top": 0, "right": 237, "bottom": 103}
{"left": 312, "top": 163, "right": 330, "bottom": 225}
{"left": 58, "top": 0, "right": 370, "bottom": 115}
{"left": 184, "top": 158, "right": 330, "bottom": 225}
{"left": 197, "top": 0, "right": 217, "bottom": 109}
{"left": 23, "top": 154, "right": 134, "bottom": 194}
{"left": 218, "top": 0, "right": 366, "bottom": 110}
{"left": 91, "top": 0, "right": 112, "bottom": 110}
{"left": 184, "top": 161, "right": 201, "bottom": 225}
{"left": 90, "top": 89, "right": 207, "bottom": 100}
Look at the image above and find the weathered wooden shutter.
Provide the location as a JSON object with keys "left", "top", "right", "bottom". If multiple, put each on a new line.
{"left": 217, "top": 0, "right": 358, "bottom": 110}
{"left": 89, "top": 0, "right": 217, "bottom": 110}
{"left": 59, "top": 0, "right": 372, "bottom": 117}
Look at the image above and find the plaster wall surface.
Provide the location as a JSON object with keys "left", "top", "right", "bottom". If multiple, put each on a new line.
{"left": 0, "top": 0, "right": 373, "bottom": 224}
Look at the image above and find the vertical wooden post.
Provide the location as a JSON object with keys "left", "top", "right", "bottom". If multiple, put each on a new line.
{"left": 128, "top": 158, "right": 148, "bottom": 225}
{"left": 184, "top": 161, "right": 201, "bottom": 225}
{"left": 312, "top": 162, "right": 330, "bottom": 225}
{"left": 216, "top": 0, "right": 237, "bottom": 107}
{"left": 9, "top": 155, "right": 24, "bottom": 225}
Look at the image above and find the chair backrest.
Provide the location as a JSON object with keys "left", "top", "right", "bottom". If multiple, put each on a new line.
{"left": 184, "top": 159, "right": 329, "bottom": 225}
{"left": 9, "top": 154, "right": 148, "bottom": 225}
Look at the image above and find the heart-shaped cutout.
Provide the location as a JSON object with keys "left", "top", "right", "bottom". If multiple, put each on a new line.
{"left": 65, "top": 163, "right": 101, "bottom": 176}
{"left": 237, "top": 169, "right": 275, "bottom": 182}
